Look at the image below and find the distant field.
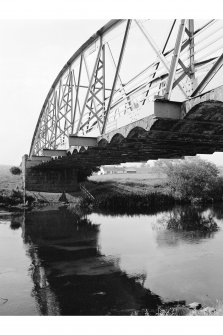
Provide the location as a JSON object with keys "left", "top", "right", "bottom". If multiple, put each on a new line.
{"left": 89, "top": 172, "right": 167, "bottom": 186}
{"left": 0, "top": 165, "right": 22, "bottom": 190}
{"left": 85, "top": 172, "right": 168, "bottom": 199}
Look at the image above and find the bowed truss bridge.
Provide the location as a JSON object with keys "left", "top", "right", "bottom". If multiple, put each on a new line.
{"left": 23, "top": 19, "right": 223, "bottom": 192}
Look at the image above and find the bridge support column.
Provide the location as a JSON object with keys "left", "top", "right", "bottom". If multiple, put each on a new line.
{"left": 22, "top": 155, "right": 79, "bottom": 193}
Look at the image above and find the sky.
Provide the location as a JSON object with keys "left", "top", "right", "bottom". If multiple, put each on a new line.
{"left": 0, "top": 4, "right": 223, "bottom": 167}
{"left": 0, "top": 19, "right": 107, "bottom": 165}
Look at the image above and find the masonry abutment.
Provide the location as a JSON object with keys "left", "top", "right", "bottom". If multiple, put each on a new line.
{"left": 22, "top": 155, "right": 79, "bottom": 193}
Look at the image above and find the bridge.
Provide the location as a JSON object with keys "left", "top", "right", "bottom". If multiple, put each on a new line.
{"left": 23, "top": 19, "right": 223, "bottom": 192}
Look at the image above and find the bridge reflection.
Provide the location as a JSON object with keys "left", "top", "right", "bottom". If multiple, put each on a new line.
{"left": 20, "top": 209, "right": 167, "bottom": 315}
{"left": 7, "top": 204, "right": 223, "bottom": 314}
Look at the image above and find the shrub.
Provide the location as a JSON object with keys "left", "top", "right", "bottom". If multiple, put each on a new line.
{"left": 77, "top": 166, "right": 100, "bottom": 182}
{"left": 11, "top": 189, "right": 23, "bottom": 203}
{"left": 10, "top": 166, "right": 22, "bottom": 175}
{"left": 158, "top": 158, "right": 222, "bottom": 202}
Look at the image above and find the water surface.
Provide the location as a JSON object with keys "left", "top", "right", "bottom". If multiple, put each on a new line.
{"left": 0, "top": 205, "right": 223, "bottom": 315}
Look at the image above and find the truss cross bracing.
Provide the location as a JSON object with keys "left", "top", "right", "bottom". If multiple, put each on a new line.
{"left": 30, "top": 19, "right": 223, "bottom": 157}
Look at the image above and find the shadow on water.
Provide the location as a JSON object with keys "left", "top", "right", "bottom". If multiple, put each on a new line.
{"left": 15, "top": 209, "right": 186, "bottom": 316}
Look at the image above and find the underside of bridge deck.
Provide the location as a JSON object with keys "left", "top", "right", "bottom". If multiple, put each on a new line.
{"left": 23, "top": 99, "right": 223, "bottom": 193}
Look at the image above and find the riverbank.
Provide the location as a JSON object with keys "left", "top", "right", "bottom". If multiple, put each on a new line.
{"left": 0, "top": 170, "right": 170, "bottom": 213}
{"left": 1, "top": 172, "right": 223, "bottom": 216}
{"left": 84, "top": 177, "right": 175, "bottom": 214}
{"left": 81, "top": 175, "right": 223, "bottom": 215}
{"left": 133, "top": 301, "right": 223, "bottom": 315}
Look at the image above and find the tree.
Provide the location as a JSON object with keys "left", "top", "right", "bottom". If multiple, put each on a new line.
{"left": 10, "top": 166, "right": 22, "bottom": 175}
{"left": 158, "top": 157, "right": 221, "bottom": 201}
{"left": 77, "top": 166, "right": 100, "bottom": 182}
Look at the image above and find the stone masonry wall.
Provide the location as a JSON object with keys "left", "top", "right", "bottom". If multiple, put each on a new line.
{"left": 25, "top": 166, "right": 79, "bottom": 193}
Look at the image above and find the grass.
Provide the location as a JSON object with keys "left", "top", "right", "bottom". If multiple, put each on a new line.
{"left": 89, "top": 172, "right": 166, "bottom": 187}
{"left": 0, "top": 166, "right": 23, "bottom": 207}
{"left": 88, "top": 173, "right": 168, "bottom": 195}
{"left": 84, "top": 173, "right": 174, "bottom": 215}
{"left": 93, "top": 191, "right": 175, "bottom": 215}
{"left": 0, "top": 165, "right": 22, "bottom": 190}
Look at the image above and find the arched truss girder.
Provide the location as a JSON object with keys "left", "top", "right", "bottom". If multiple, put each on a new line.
{"left": 126, "top": 126, "right": 148, "bottom": 139}
{"left": 30, "top": 19, "right": 223, "bottom": 157}
{"left": 110, "top": 133, "right": 125, "bottom": 145}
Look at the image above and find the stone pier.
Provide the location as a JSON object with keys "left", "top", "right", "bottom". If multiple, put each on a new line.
{"left": 22, "top": 155, "right": 79, "bottom": 193}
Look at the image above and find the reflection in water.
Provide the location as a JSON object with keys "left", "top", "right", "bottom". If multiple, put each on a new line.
{"left": 22, "top": 209, "right": 167, "bottom": 315}
{"left": 154, "top": 206, "right": 219, "bottom": 247}
{"left": 1, "top": 203, "right": 223, "bottom": 315}
{"left": 210, "top": 203, "right": 223, "bottom": 220}
{"left": 23, "top": 210, "right": 99, "bottom": 315}
{"left": 10, "top": 214, "right": 23, "bottom": 230}
{"left": 166, "top": 207, "right": 218, "bottom": 232}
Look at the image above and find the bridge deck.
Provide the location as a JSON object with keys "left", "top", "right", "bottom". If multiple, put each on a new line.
{"left": 30, "top": 97, "right": 223, "bottom": 171}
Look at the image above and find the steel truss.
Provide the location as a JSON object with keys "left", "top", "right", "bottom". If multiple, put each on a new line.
{"left": 30, "top": 19, "right": 223, "bottom": 157}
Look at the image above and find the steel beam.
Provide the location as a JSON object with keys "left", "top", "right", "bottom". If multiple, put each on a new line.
{"left": 135, "top": 20, "right": 188, "bottom": 99}
{"left": 42, "top": 149, "right": 67, "bottom": 157}
{"left": 188, "top": 19, "right": 195, "bottom": 80}
{"left": 30, "top": 156, "right": 52, "bottom": 162}
{"left": 107, "top": 42, "right": 132, "bottom": 112}
{"left": 142, "top": 20, "right": 176, "bottom": 105}
{"left": 102, "top": 20, "right": 132, "bottom": 134}
{"left": 69, "top": 135, "right": 97, "bottom": 147}
{"left": 29, "top": 19, "right": 223, "bottom": 159}
{"left": 164, "top": 20, "right": 186, "bottom": 100}
{"left": 191, "top": 53, "right": 223, "bottom": 97}
{"left": 72, "top": 55, "right": 83, "bottom": 132}
{"left": 76, "top": 39, "right": 103, "bottom": 134}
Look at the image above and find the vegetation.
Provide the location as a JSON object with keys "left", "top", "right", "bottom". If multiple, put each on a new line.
{"left": 94, "top": 191, "right": 175, "bottom": 215}
{"left": 155, "top": 157, "right": 223, "bottom": 203}
{"left": 9, "top": 166, "right": 22, "bottom": 175}
{"left": 68, "top": 196, "right": 93, "bottom": 218}
{"left": 0, "top": 189, "right": 34, "bottom": 207}
{"left": 77, "top": 166, "right": 100, "bottom": 182}
{"left": 1, "top": 158, "right": 223, "bottom": 212}
{"left": 83, "top": 158, "right": 223, "bottom": 214}
{"left": 82, "top": 178, "right": 173, "bottom": 214}
{"left": 152, "top": 205, "right": 220, "bottom": 238}
{"left": 0, "top": 165, "right": 22, "bottom": 190}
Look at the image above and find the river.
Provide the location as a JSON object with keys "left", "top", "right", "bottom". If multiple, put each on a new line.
{"left": 0, "top": 204, "right": 223, "bottom": 315}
